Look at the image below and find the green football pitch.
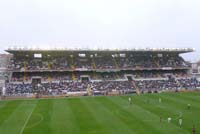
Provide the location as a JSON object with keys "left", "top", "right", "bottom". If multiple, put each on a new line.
{"left": 0, "top": 92, "right": 199, "bottom": 134}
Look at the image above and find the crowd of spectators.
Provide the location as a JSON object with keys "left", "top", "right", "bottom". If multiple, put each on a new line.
{"left": 10, "top": 71, "right": 193, "bottom": 82}
{"left": 8, "top": 54, "right": 190, "bottom": 71}
{"left": 5, "top": 76, "right": 200, "bottom": 96}
{"left": 91, "top": 81, "right": 134, "bottom": 92}
{"left": 135, "top": 78, "right": 179, "bottom": 92}
{"left": 74, "top": 57, "right": 93, "bottom": 69}
{"left": 8, "top": 57, "right": 71, "bottom": 71}
{"left": 10, "top": 72, "right": 126, "bottom": 82}
{"left": 11, "top": 72, "right": 73, "bottom": 82}
{"left": 177, "top": 78, "right": 200, "bottom": 89}
{"left": 6, "top": 83, "right": 33, "bottom": 96}
{"left": 135, "top": 77, "right": 200, "bottom": 92}
{"left": 133, "top": 71, "right": 166, "bottom": 79}
{"left": 5, "top": 53, "right": 196, "bottom": 96}
{"left": 94, "top": 56, "right": 116, "bottom": 69}
{"left": 157, "top": 56, "right": 190, "bottom": 68}
{"left": 5, "top": 80, "right": 135, "bottom": 96}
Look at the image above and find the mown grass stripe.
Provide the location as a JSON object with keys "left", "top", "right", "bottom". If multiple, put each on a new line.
{"left": 49, "top": 99, "right": 79, "bottom": 134}
{"left": 0, "top": 100, "right": 23, "bottom": 125}
{"left": 68, "top": 98, "right": 108, "bottom": 134}
{"left": 118, "top": 95, "right": 190, "bottom": 134}
{"left": 23, "top": 99, "right": 54, "bottom": 134}
{"left": 0, "top": 100, "right": 37, "bottom": 134}
{"left": 161, "top": 93, "right": 200, "bottom": 108}
{"left": 81, "top": 97, "right": 136, "bottom": 134}
{"left": 96, "top": 96, "right": 163, "bottom": 134}
{"left": 0, "top": 101, "right": 7, "bottom": 109}
{"left": 0, "top": 93, "right": 199, "bottom": 134}
{"left": 157, "top": 92, "right": 199, "bottom": 109}
{"left": 133, "top": 93, "right": 197, "bottom": 133}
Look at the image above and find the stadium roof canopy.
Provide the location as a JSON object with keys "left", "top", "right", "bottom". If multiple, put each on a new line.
{"left": 6, "top": 47, "right": 194, "bottom": 54}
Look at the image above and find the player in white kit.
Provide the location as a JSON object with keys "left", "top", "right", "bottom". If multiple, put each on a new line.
{"left": 128, "top": 97, "right": 132, "bottom": 105}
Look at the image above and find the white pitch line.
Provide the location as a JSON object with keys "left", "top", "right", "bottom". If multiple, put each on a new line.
{"left": 19, "top": 104, "right": 36, "bottom": 134}
{"left": 26, "top": 114, "right": 44, "bottom": 129}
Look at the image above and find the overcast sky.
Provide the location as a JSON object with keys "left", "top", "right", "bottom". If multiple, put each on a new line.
{"left": 0, "top": 0, "right": 199, "bottom": 62}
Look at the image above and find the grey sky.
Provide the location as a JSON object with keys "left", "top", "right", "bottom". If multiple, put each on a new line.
{"left": 0, "top": 0, "right": 199, "bottom": 62}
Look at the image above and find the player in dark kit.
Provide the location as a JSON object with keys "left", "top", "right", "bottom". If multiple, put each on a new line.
{"left": 160, "top": 116, "right": 162, "bottom": 123}
{"left": 192, "top": 125, "right": 196, "bottom": 134}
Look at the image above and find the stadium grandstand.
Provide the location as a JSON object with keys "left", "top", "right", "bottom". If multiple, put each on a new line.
{"left": 0, "top": 54, "right": 11, "bottom": 97}
{"left": 2, "top": 47, "right": 200, "bottom": 98}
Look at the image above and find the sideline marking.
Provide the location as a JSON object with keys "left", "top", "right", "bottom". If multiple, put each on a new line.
{"left": 26, "top": 114, "right": 44, "bottom": 128}
{"left": 175, "top": 112, "right": 182, "bottom": 120}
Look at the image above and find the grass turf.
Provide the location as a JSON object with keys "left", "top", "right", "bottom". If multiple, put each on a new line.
{"left": 0, "top": 92, "right": 199, "bottom": 134}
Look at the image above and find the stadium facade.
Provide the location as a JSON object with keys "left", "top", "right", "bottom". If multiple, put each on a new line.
{"left": 2, "top": 48, "right": 200, "bottom": 98}
{"left": 0, "top": 54, "right": 11, "bottom": 95}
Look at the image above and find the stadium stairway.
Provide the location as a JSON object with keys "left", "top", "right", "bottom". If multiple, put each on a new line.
{"left": 8, "top": 72, "right": 12, "bottom": 81}
{"left": 48, "top": 62, "right": 51, "bottom": 69}
{"left": 157, "top": 73, "right": 161, "bottom": 78}
{"left": 131, "top": 80, "right": 140, "bottom": 94}
{"left": 47, "top": 62, "right": 51, "bottom": 81}
{"left": 92, "top": 59, "right": 96, "bottom": 69}
{"left": 135, "top": 65, "right": 140, "bottom": 70}
{"left": 93, "top": 72, "right": 97, "bottom": 79}
{"left": 72, "top": 72, "right": 76, "bottom": 81}
{"left": 175, "top": 78, "right": 182, "bottom": 89}
{"left": 23, "top": 61, "right": 27, "bottom": 70}
{"left": 113, "top": 58, "right": 119, "bottom": 69}
{"left": 87, "top": 84, "right": 92, "bottom": 96}
{"left": 154, "top": 58, "right": 160, "bottom": 68}
{"left": 23, "top": 62, "right": 27, "bottom": 81}
{"left": 23, "top": 73, "right": 26, "bottom": 81}
{"left": 48, "top": 74, "right": 51, "bottom": 82}
{"left": 70, "top": 56, "right": 75, "bottom": 70}
{"left": 71, "top": 64, "right": 75, "bottom": 70}
{"left": 116, "top": 73, "right": 120, "bottom": 79}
